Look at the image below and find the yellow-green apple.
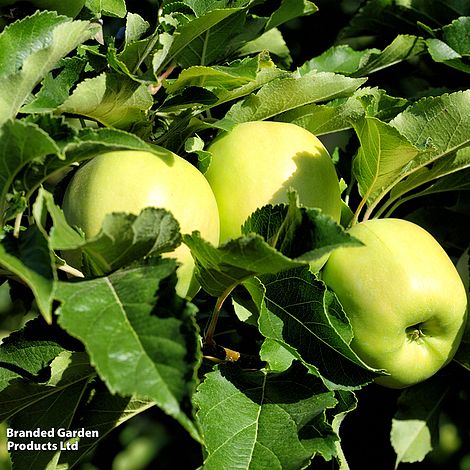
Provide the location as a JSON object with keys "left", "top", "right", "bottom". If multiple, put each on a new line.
{"left": 62, "top": 149, "right": 220, "bottom": 298}
{"left": 204, "top": 121, "right": 342, "bottom": 243}
{"left": 321, "top": 218, "right": 468, "bottom": 388}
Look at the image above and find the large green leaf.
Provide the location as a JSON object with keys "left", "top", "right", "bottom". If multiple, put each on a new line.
{"left": 0, "top": 12, "right": 98, "bottom": 124}
{"left": 352, "top": 116, "right": 420, "bottom": 220}
{"left": 372, "top": 90, "right": 470, "bottom": 217}
{"left": 55, "top": 259, "right": 202, "bottom": 441}
{"left": 220, "top": 71, "right": 366, "bottom": 124}
{"left": 195, "top": 363, "right": 337, "bottom": 469}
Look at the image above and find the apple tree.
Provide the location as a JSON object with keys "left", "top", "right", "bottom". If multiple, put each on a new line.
{"left": 0, "top": 1, "right": 469, "bottom": 469}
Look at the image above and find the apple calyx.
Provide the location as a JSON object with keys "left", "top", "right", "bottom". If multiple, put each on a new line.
{"left": 406, "top": 323, "right": 426, "bottom": 344}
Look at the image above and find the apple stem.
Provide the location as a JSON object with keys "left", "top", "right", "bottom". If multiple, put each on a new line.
{"left": 149, "top": 63, "right": 176, "bottom": 95}
{"left": 13, "top": 211, "right": 24, "bottom": 238}
{"left": 204, "top": 284, "right": 235, "bottom": 346}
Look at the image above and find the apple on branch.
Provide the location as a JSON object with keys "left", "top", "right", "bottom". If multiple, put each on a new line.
{"left": 204, "top": 121, "right": 343, "bottom": 243}
{"left": 62, "top": 149, "right": 220, "bottom": 299}
{"left": 321, "top": 218, "right": 468, "bottom": 388}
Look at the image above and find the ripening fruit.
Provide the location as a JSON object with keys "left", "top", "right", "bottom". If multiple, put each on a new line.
{"left": 322, "top": 218, "right": 468, "bottom": 388}
{"left": 204, "top": 121, "right": 342, "bottom": 242}
{"left": 62, "top": 149, "right": 220, "bottom": 298}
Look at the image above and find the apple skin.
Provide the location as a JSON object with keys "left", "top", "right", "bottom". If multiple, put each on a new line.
{"left": 62, "top": 149, "right": 220, "bottom": 299}
{"left": 204, "top": 121, "right": 342, "bottom": 243}
{"left": 321, "top": 218, "right": 468, "bottom": 389}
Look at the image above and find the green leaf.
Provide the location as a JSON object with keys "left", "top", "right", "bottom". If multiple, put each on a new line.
{"left": 277, "top": 87, "right": 408, "bottom": 135}
{"left": 160, "top": 6, "right": 249, "bottom": 70}
{"left": 300, "top": 44, "right": 380, "bottom": 76}
{"left": 266, "top": 0, "right": 318, "bottom": 30}
{"left": 0, "top": 317, "right": 70, "bottom": 376}
{"left": 259, "top": 338, "right": 295, "bottom": 373}
{"left": 33, "top": 187, "right": 84, "bottom": 251}
{"left": 5, "top": 352, "right": 94, "bottom": 469}
{"left": 0, "top": 119, "right": 60, "bottom": 220}
{"left": 259, "top": 266, "right": 381, "bottom": 389}
{"left": 352, "top": 116, "right": 420, "bottom": 220}
{"left": 391, "top": 90, "right": 470, "bottom": 155}
{"left": 57, "top": 386, "right": 155, "bottom": 468}
{"left": 164, "top": 55, "right": 261, "bottom": 94}
{"left": 391, "top": 376, "right": 449, "bottom": 465}
{"left": 426, "top": 16, "right": 470, "bottom": 73}
{"left": 301, "top": 35, "right": 425, "bottom": 77}
{"left": 21, "top": 57, "right": 87, "bottom": 113}
{"left": 426, "top": 38, "right": 470, "bottom": 73}
{"left": 85, "top": 0, "right": 127, "bottom": 17}
{"left": 0, "top": 351, "right": 95, "bottom": 423}
{"left": 383, "top": 148, "right": 470, "bottom": 216}
{"left": 354, "top": 34, "right": 425, "bottom": 76}
{"left": 55, "top": 259, "right": 201, "bottom": 441}
{"left": 0, "top": 227, "right": 56, "bottom": 323}
{"left": 183, "top": 232, "right": 305, "bottom": 297}
{"left": 73, "top": 209, "right": 182, "bottom": 276}
{"left": 34, "top": 188, "right": 183, "bottom": 276}
{"left": 242, "top": 192, "right": 363, "bottom": 266}
{"left": 442, "top": 16, "right": 470, "bottom": 55}
{"left": 58, "top": 72, "right": 153, "bottom": 130}
{"left": 194, "top": 363, "right": 337, "bottom": 469}
{"left": 373, "top": 90, "right": 470, "bottom": 217}
{"left": 125, "top": 12, "right": 150, "bottom": 45}
{"left": 0, "top": 12, "right": 98, "bottom": 124}
{"left": 221, "top": 71, "right": 366, "bottom": 124}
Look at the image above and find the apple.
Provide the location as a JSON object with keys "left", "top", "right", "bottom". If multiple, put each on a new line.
{"left": 321, "top": 218, "right": 468, "bottom": 388}
{"left": 62, "top": 149, "right": 220, "bottom": 299}
{"left": 204, "top": 121, "right": 342, "bottom": 243}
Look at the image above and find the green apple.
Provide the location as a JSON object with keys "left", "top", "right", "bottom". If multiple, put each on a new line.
{"left": 62, "top": 149, "right": 220, "bottom": 299}
{"left": 321, "top": 218, "right": 468, "bottom": 388}
{"left": 204, "top": 121, "right": 342, "bottom": 243}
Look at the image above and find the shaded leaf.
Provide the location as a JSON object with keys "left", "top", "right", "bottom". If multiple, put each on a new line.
{"left": 391, "top": 375, "right": 449, "bottom": 465}
{"left": 0, "top": 227, "right": 56, "bottom": 323}
{"left": 183, "top": 232, "right": 304, "bottom": 297}
{"left": 0, "top": 119, "right": 59, "bottom": 221}
{"left": 242, "top": 192, "right": 363, "bottom": 265}
{"left": 0, "top": 317, "right": 74, "bottom": 377}
{"left": 0, "top": 351, "right": 94, "bottom": 423}
{"left": 58, "top": 384, "right": 155, "bottom": 468}
{"left": 259, "top": 266, "right": 381, "bottom": 389}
